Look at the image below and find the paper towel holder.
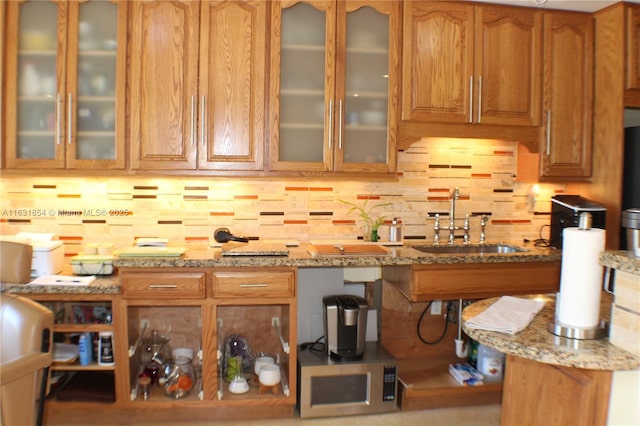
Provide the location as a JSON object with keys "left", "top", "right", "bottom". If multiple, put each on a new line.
{"left": 547, "top": 319, "right": 608, "bottom": 340}
{"left": 547, "top": 212, "right": 608, "bottom": 340}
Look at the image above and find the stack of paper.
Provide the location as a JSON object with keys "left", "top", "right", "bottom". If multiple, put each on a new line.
{"left": 29, "top": 275, "right": 96, "bottom": 286}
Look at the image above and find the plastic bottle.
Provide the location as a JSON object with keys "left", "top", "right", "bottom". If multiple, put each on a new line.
{"left": 98, "top": 331, "right": 115, "bottom": 366}
{"left": 78, "top": 333, "right": 92, "bottom": 366}
{"left": 477, "top": 344, "right": 505, "bottom": 382}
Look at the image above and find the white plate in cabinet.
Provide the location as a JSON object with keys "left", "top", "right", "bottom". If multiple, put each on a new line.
{"left": 120, "top": 272, "right": 206, "bottom": 299}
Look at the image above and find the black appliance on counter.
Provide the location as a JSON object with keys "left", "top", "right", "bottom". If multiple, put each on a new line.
{"left": 550, "top": 195, "right": 606, "bottom": 248}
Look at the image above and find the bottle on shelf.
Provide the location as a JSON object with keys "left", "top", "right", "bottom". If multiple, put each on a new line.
{"left": 98, "top": 331, "right": 115, "bottom": 366}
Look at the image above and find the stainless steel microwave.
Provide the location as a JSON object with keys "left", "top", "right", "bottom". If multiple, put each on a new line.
{"left": 297, "top": 342, "right": 397, "bottom": 418}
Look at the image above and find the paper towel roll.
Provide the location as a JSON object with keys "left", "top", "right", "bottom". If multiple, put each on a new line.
{"left": 557, "top": 227, "right": 606, "bottom": 328}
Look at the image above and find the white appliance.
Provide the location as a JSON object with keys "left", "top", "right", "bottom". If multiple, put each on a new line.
{"left": 12, "top": 233, "right": 64, "bottom": 278}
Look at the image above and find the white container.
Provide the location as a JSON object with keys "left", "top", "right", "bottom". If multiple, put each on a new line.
{"left": 258, "top": 364, "right": 281, "bottom": 386}
{"left": 98, "top": 331, "right": 115, "bottom": 366}
{"left": 31, "top": 240, "right": 64, "bottom": 278}
{"left": 477, "top": 344, "right": 505, "bottom": 382}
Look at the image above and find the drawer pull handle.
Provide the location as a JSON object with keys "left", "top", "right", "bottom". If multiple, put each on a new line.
{"left": 148, "top": 284, "right": 178, "bottom": 289}
{"left": 239, "top": 283, "right": 269, "bottom": 288}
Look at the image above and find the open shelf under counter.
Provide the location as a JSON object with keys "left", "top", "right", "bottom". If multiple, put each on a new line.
{"left": 396, "top": 356, "right": 503, "bottom": 411}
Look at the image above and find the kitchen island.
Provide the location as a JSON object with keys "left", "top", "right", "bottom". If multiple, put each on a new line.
{"left": 1, "top": 241, "right": 561, "bottom": 424}
{"left": 462, "top": 250, "right": 640, "bottom": 426}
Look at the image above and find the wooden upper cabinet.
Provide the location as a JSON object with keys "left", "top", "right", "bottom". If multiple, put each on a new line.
{"left": 197, "top": 0, "right": 265, "bottom": 171}
{"left": 129, "top": 0, "right": 200, "bottom": 170}
{"left": 4, "top": 0, "right": 127, "bottom": 170}
{"left": 268, "top": 0, "right": 399, "bottom": 174}
{"left": 540, "top": 11, "right": 594, "bottom": 179}
{"left": 401, "top": 2, "right": 542, "bottom": 127}
{"left": 626, "top": 4, "right": 640, "bottom": 105}
{"left": 129, "top": 0, "right": 265, "bottom": 171}
{"left": 475, "top": 6, "right": 542, "bottom": 126}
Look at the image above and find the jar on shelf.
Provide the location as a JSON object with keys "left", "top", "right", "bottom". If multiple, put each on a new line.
{"left": 163, "top": 356, "right": 195, "bottom": 399}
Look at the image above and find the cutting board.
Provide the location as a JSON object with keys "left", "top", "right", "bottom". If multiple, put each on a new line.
{"left": 115, "top": 247, "right": 187, "bottom": 257}
{"left": 221, "top": 243, "right": 289, "bottom": 256}
{"left": 307, "top": 244, "right": 390, "bottom": 256}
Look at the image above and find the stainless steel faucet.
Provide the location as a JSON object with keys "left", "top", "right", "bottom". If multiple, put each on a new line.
{"left": 480, "top": 214, "right": 488, "bottom": 244}
{"left": 433, "top": 214, "right": 440, "bottom": 245}
{"left": 448, "top": 188, "right": 460, "bottom": 245}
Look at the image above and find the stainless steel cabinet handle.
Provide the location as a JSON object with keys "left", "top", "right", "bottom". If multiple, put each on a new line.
{"left": 200, "top": 95, "right": 206, "bottom": 147}
{"left": 338, "top": 99, "right": 343, "bottom": 150}
{"left": 328, "top": 98, "right": 333, "bottom": 149}
{"left": 477, "top": 76, "right": 482, "bottom": 123}
{"left": 56, "top": 93, "right": 62, "bottom": 145}
{"left": 190, "top": 96, "right": 196, "bottom": 146}
{"left": 239, "top": 283, "right": 269, "bottom": 288}
{"left": 67, "top": 93, "right": 73, "bottom": 145}
{"left": 469, "top": 76, "right": 474, "bottom": 123}
{"left": 148, "top": 284, "right": 179, "bottom": 289}
{"left": 546, "top": 110, "right": 552, "bottom": 155}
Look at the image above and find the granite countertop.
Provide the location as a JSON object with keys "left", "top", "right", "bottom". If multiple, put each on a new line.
{"left": 111, "top": 240, "right": 561, "bottom": 268}
{"left": 599, "top": 250, "right": 640, "bottom": 275}
{"left": 1, "top": 240, "right": 560, "bottom": 295}
{"left": 462, "top": 293, "right": 640, "bottom": 371}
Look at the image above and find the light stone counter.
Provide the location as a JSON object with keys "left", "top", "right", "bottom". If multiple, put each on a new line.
{"left": 2, "top": 241, "right": 560, "bottom": 296}
{"left": 462, "top": 294, "right": 640, "bottom": 371}
{"left": 599, "top": 250, "right": 640, "bottom": 275}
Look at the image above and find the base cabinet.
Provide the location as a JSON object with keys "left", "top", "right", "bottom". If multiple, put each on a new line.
{"left": 501, "top": 355, "right": 612, "bottom": 426}
{"left": 118, "top": 267, "right": 297, "bottom": 416}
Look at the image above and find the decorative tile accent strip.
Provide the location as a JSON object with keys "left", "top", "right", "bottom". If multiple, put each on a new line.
{"left": 33, "top": 185, "right": 56, "bottom": 189}
{"left": 158, "top": 221, "right": 182, "bottom": 225}
{"left": 284, "top": 220, "right": 308, "bottom": 225}
{"left": 57, "top": 194, "right": 81, "bottom": 198}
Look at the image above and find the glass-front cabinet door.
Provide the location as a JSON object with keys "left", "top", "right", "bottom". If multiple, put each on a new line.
{"left": 269, "top": 0, "right": 398, "bottom": 174}
{"left": 4, "top": 0, "right": 126, "bottom": 169}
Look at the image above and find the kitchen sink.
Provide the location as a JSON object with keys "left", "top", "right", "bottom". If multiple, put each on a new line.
{"left": 411, "top": 244, "right": 527, "bottom": 255}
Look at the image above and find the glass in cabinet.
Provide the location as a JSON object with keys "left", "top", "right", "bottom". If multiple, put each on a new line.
{"left": 4, "top": 0, "right": 126, "bottom": 169}
{"left": 270, "top": 0, "right": 399, "bottom": 173}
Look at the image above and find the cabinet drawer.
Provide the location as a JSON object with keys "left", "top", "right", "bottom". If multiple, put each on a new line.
{"left": 213, "top": 270, "right": 295, "bottom": 298}
{"left": 120, "top": 272, "right": 206, "bottom": 299}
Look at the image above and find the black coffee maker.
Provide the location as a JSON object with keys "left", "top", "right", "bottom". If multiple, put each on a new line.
{"left": 550, "top": 195, "right": 606, "bottom": 248}
{"left": 323, "top": 295, "right": 368, "bottom": 359}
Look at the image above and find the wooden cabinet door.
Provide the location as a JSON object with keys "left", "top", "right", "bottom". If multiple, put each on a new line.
{"left": 501, "top": 355, "right": 612, "bottom": 426}
{"left": 540, "top": 11, "right": 594, "bottom": 179}
{"left": 401, "top": 2, "right": 474, "bottom": 123}
{"left": 332, "top": 0, "right": 399, "bottom": 174}
{"left": 4, "top": 0, "right": 126, "bottom": 170}
{"left": 129, "top": 0, "right": 200, "bottom": 170}
{"left": 197, "top": 0, "right": 266, "bottom": 171}
{"left": 475, "top": 5, "right": 542, "bottom": 126}
{"left": 269, "top": 0, "right": 336, "bottom": 172}
{"left": 627, "top": 5, "right": 640, "bottom": 90}
{"left": 626, "top": 4, "right": 640, "bottom": 104}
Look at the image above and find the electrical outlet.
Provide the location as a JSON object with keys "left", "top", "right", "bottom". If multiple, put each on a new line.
{"left": 431, "top": 300, "right": 442, "bottom": 315}
{"left": 285, "top": 192, "right": 309, "bottom": 213}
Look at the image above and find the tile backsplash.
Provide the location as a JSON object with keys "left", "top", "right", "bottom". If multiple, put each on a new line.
{"left": 1, "top": 138, "right": 565, "bottom": 255}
